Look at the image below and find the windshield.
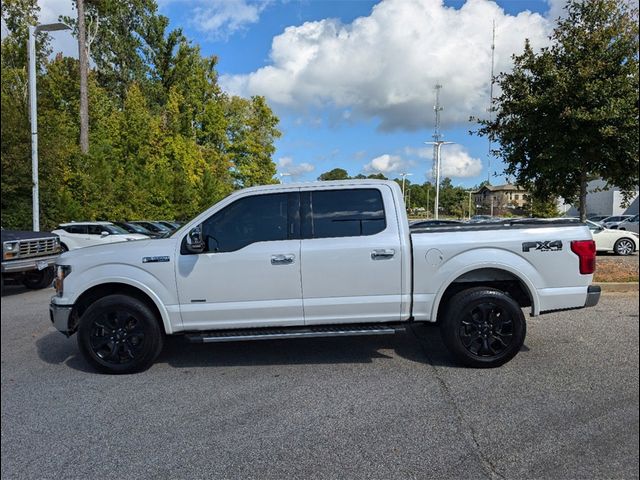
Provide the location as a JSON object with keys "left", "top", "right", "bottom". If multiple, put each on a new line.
{"left": 585, "top": 220, "right": 602, "bottom": 231}
{"left": 127, "top": 223, "right": 151, "bottom": 234}
{"left": 104, "top": 224, "right": 131, "bottom": 235}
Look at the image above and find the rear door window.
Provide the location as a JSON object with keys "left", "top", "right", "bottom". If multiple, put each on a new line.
{"left": 64, "top": 225, "right": 88, "bottom": 234}
{"left": 307, "top": 189, "right": 386, "bottom": 239}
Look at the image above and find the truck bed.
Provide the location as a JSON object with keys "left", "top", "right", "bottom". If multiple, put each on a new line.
{"left": 409, "top": 220, "right": 593, "bottom": 320}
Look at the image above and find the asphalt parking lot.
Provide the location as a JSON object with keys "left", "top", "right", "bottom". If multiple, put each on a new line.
{"left": 1, "top": 287, "right": 638, "bottom": 480}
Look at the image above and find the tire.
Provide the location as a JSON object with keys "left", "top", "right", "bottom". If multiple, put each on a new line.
{"left": 440, "top": 287, "right": 526, "bottom": 368}
{"left": 77, "top": 294, "right": 164, "bottom": 374}
{"left": 613, "top": 238, "right": 635, "bottom": 256}
{"left": 22, "top": 266, "right": 55, "bottom": 290}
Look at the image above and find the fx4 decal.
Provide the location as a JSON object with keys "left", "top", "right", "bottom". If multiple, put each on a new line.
{"left": 522, "top": 240, "right": 563, "bottom": 252}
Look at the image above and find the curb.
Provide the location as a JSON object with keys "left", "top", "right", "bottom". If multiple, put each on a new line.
{"left": 598, "top": 282, "right": 639, "bottom": 293}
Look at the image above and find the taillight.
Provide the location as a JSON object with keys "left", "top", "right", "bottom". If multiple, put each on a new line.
{"left": 571, "top": 240, "right": 596, "bottom": 274}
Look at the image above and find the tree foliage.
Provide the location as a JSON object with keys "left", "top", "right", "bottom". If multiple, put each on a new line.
{"left": 476, "top": 0, "right": 639, "bottom": 220}
{"left": 1, "top": 0, "right": 281, "bottom": 230}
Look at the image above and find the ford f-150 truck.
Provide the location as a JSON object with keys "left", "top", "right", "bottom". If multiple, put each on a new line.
{"left": 49, "top": 180, "right": 600, "bottom": 373}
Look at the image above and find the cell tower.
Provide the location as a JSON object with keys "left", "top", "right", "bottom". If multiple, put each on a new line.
{"left": 487, "top": 20, "right": 496, "bottom": 184}
{"left": 432, "top": 84, "right": 443, "bottom": 181}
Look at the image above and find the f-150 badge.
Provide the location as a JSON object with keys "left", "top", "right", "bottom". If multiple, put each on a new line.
{"left": 522, "top": 240, "right": 562, "bottom": 252}
{"left": 142, "top": 256, "right": 170, "bottom": 263}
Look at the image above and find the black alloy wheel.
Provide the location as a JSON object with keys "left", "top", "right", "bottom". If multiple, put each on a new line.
{"left": 459, "top": 303, "right": 514, "bottom": 357}
{"left": 78, "top": 294, "right": 163, "bottom": 374}
{"left": 440, "top": 287, "right": 526, "bottom": 368}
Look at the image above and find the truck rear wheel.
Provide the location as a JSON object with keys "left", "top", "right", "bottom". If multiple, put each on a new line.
{"left": 440, "top": 287, "right": 526, "bottom": 368}
{"left": 22, "top": 267, "right": 55, "bottom": 290}
{"left": 77, "top": 294, "right": 164, "bottom": 374}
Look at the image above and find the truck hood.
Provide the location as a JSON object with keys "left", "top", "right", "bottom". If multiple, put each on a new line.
{"left": 1, "top": 230, "right": 59, "bottom": 242}
{"left": 57, "top": 237, "right": 177, "bottom": 267}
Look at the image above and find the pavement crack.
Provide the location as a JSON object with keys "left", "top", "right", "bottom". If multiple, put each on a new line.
{"left": 409, "top": 325, "right": 505, "bottom": 480}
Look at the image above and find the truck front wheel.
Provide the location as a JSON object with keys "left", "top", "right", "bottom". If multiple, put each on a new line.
{"left": 22, "top": 267, "right": 55, "bottom": 290}
{"left": 77, "top": 294, "right": 164, "bottom": 374}
{"left": 440, "top": 287, "right": 526, "bottom": 368}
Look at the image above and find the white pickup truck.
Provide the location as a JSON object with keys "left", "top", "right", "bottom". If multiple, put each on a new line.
{"left": 50, "top": 180, "right": 600, "bottom": 373}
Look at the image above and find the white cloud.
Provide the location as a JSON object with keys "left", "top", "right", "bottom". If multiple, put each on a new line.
{"left": 38, "top": 0, "right": 78, "bottom": 58}
{"left": 364, "top": 154, "right": 409, "bottom": 174}
{"left": 192, "top": 0, "right": 271, "bottom": 38}
{"left": 405, "top": 144, "right": 482, "bottom": 178}
{"left": 546, "top": 0, "right": 568, "bottom": 21}
{"left": 278, "top": 157, "right": 315, "bottom": 176}
{"left": 221, "top": 0, "right": 553, "bottom": 131}
{"left": 438, "top": 145, "right": 483, "bottom": 177}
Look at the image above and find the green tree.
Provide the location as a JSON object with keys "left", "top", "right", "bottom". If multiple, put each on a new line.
{"left": 524, "top": 197, "right": 560, "bottom": 218}
{"left": 318, "top": 168, "right": 349, "bottom": 181}
{"left": 476, "top": 0, "right": 639, "bottom": 221}
{"left": 226, "top": 96, "right": 280, "bottom": 188}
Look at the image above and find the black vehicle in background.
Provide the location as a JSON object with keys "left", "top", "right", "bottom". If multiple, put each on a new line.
{"left": 112, "top": 221, "right": 163, "bottom": 238}
{"left": 410, "top": 219, "right": 466, "bottom": 229}
{"left": 128, "top": 221, "right": 173, "bottom": 237}
{"left": 1, "top": 229, "right": 61, "bottom": 289}
{"left": 157, "top": 220, "right": 182, "bottom": 231}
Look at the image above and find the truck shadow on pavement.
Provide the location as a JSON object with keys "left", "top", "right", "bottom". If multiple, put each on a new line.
{"left": 35, "top": 324, "right": 464, "bottom": 373}
{"left": 1, "top": 285, "right": 31, "bottom": 297}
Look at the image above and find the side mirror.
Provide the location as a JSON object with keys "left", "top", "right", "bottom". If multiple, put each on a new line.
{"left": 100, "top": 231, "right": 110, "bottom": 237}
{"left": 185, "top": 225, "right": 205, "bottom": 254}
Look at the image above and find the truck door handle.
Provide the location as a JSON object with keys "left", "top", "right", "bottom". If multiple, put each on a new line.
{"left": 371, "top": 249, "right": 395, "bottom": 260}
{"left": 271, "top": 254, "right": 295, "bottom": 265}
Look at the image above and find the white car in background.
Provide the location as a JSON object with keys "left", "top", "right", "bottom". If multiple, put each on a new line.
{"left": 52, "top": 222, "right": 149, "bottom": 251}
{"left": 586, "top": 220, "right": 639, "bottom": 256}
{"left": 615, "top": 214, "right": 639, "bottom": 234}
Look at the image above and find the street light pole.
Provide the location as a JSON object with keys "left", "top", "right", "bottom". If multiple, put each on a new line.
{"left": 399, "top": 172, "right": 412, "bottom": 206}
{"left": 425, "top": 141, "right": 454, "bottom": 219}
{"left": 28, "top": 26, "right": 38, "bottom": 230}
{"left": 279, "top": 172, "right": 291, "bottom": 183}
{"left": 28, "top": 22, "right": 70, "bottom": 231}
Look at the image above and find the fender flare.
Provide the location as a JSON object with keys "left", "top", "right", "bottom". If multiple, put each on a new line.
{"left": 430, "top": 260, "right": 541, "bottom": 320}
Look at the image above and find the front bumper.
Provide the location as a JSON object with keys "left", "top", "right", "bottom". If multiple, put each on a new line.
{"left": 585, "top": 285, "right": 601, "bottom": 308}
{"left": 1, "top": 254, "right": 59, "bottom": 273}
{"left": 49, "top": 297, "right": 74, "bottom": 336}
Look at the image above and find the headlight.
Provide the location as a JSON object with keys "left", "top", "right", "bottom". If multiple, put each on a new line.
{"left": 3, "top": 241, "right": 19, "bottom": 260}
{"left": 54, "top": 265, "right": 72, "bottom": 297}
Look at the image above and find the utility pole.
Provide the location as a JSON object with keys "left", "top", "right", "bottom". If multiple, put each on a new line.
{"left": 400, "top": 173, "right": 412, "bottom": 205}
{"left": 28, "top": 22, "right": 70, "bottom": 231}
{"left": 432, "top": 84, "right": 443, "bottom": 182}
{"left": 425, "top": 141, "right": 454, "bottom": 219}
{"left": 425, "top": 84, "right": 453, "bottom": 220}
{"left": 78, "top": 0, "right": 89, "bottom": 154}
{"left": 487, "top": 20, "right": 496, "bottom": 184}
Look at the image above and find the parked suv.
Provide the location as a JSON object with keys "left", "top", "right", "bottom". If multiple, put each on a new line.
{"left": 2, "top": 229, "right": 61, "bottom": 289}
{"left": 52, "top": 222, "right": 149, "bottom": 251}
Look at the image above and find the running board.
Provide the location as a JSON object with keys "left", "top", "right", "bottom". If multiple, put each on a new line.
{"left": 185, "top": 324, "right": 406, "bottom": 344}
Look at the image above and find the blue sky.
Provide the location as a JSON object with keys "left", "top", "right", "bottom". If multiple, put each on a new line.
{"left": 34, "top": 0, "right": 565, "bottom": 187}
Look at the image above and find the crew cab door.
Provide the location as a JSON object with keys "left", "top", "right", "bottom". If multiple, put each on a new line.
{"left": 300, "top": 185, "right": 403, "bottom": 325}
{"left": 175, "top": 191, "right": 303, "bottom": 330}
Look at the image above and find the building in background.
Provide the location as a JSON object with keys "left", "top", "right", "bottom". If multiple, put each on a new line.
{"left": 560, "top": 179, "right": 639, "bottom": 217}
{"left": 474, "top": 184, "right": 529, "bottom": 215}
